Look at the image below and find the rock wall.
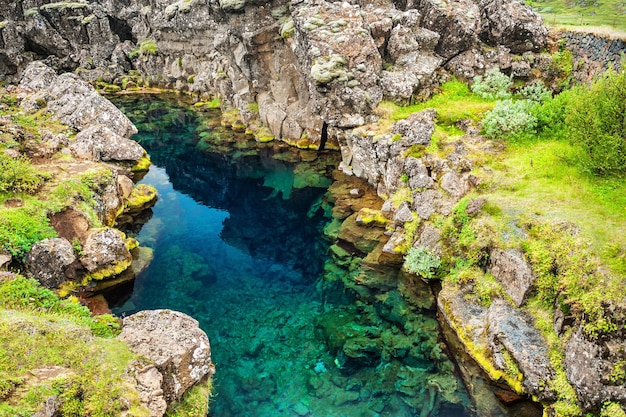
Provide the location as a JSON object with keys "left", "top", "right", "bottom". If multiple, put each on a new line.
{"left": 562, "top": 31, "right": 625, "bottom": 82}
{"left": 0, "top": 0, "right": 547, "bottom": 148}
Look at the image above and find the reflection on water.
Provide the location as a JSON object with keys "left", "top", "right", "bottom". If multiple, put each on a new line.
{"left": 110, "top": 95, "right": 473, "bottom": 417}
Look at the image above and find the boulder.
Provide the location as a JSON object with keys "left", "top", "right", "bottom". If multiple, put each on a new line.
{"left": 20, "top": 62, "right": 137, "bottom": 138}
{"left": 565, "top": 328, "right": 626, "bottom": 410}
{"left": 70, "top": 125, "right": 145, "bottom": 163}
{"left": 26, "top": 238, "right": 78, "bottom": 289}
{"left": 488, "top": 249, "right": 534, "bottom": 307}
{"left": 79, "top": 228, "right": 132, "bottom": 280}
{"left": 119, "top": 309, "right": 216, "bottom": 403}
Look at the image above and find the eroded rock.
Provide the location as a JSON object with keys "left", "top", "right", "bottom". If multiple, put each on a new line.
{"left": 119, "top": 309, "right": 216, "bottom": 403}
{"left": 488, "top": 249, "right": 535, "bottom": 307}
{"left": 80, "top": 228, "right": 132, "bottom": 280}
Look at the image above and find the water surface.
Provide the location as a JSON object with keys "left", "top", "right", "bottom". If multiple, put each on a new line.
{"left": 110, "top": 95, "right": 472, "bottom": 417}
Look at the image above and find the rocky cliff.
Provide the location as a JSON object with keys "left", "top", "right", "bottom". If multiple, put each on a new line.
{"left": 0, "top": 0, "right": 547, "bottom": 148}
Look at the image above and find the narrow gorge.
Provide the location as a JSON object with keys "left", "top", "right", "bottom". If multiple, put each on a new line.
{"left": 1, "top": 0, "right": 626, "bottom": 416}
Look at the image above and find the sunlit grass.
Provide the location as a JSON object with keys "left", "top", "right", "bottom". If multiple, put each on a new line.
{"left": 530, "top": 0, "right": 626, "bottom": 35}
{"left": 480, "top": 139, "right": 626, "bottom": 275}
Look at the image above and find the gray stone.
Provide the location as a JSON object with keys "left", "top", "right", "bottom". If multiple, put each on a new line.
{"left": 565, "top": 328, "right": 626, "bottom": 410}
{"left": 487, "top": 299, "right": 555, "bottom": 401}
{"left": 70, "top": 125, "right": 145, "bottom": 163}
{"left": 488, "top": 249, "right": 534, "bottom": 307}
{"left": 119, "top": 309, "right": 216, "bottom": 402}
{"left": 413, "top": 189, "right": 439, "bottom": 220}
{"left": 79, "top": 228, "right": 132, "bottom": 278}
{"left": 26, "top": 238, "right": 77, "bottom": 289}
{"left": 392, "top": 109, "right": 436, "bottom": 146}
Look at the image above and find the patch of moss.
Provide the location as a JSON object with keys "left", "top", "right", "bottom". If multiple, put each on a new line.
{"left": 131, "top": 154, "right": 151, "bottom": 172}
{"left": 86, "top": 258, "right": 133, "bottom": 281}
{"left": 165, "top": 378, "right": 212, "bottom": 417}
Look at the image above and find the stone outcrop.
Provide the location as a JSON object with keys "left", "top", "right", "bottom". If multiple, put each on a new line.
{"left": 0, "top": 0, "right": 548, "bottom": 147}
{"left": 119, "top": 309, "right": 216, "bottom": 405}
{"left": 80, "top": 228, "right": 132, "bottom": 280}
{"left": 488, "top": 249, "right": 535, "bottom": 307}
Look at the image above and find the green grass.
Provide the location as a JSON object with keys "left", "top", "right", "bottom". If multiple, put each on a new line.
{"left": 377, "top": 78, "right": 494, "bottom": 126}
{"left": 529, "top": 0, "right": 626, "bottom": 35}
{"left": 0, "top": 275, "right": 145, "bottom": 417}
{"left": 481, "top": 139, "right": 626, "bottom": 276}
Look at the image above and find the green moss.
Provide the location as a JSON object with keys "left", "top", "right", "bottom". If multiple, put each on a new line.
{"left": 356, "top": 208, "right": 389, "bottom": 227}
{"left": 131, "top": 154, "right": 151, "bottom": 172}
{"left": 165, "top": 378, "right": 212, "bottom": 417}
{"left": 0, "top": 203, "right": 57, "bottom": 260}
{"left": 125, "top": 184, "right": 158, "bottom": 210}
{"left": 86, "top": 258, "right": 132, "bottom": 281}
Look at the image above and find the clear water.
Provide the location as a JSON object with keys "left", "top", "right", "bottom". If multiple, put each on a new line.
{"left": 109, "top": 95, "right": 473, "bottom": 417}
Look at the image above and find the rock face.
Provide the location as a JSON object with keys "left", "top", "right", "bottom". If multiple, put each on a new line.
{"left": 119, "top": 309, "right": 216, "bottom": 404}
{"left": 1, "top": 0, "right": 548, "bottom": 147}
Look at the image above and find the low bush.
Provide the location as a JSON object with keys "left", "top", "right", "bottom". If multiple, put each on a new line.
{"left": 403, "top": 246, "right": 441, "bottom": 279}
{"left": 471, "top": 68, "right": 512, "bottom": 100}
{"left": 481, "top": 99, "right": 537, "bottom": 141}
{"left": 565, "top": 69, "right": 626, "bottom": 175}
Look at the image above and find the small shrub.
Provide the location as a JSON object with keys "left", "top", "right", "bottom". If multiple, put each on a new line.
{"left": 404, "top": 246, "right": 441, "bottom": 279}
{"left": 129, "top": 39, "right": 158, "bottom": 59}
{"left": 565, "top": 69, "right": 626, "bottom": 175}
{"left": 481, "top": 99, "right": 537, "bottom": 141}
{"left": 516, "top": 81, "right": 551, "bottom": 103}
{"left": 0, "top": 154, "right": 46, "bottom": 194}
{"left": 471, "top": 68, "right": 512, "bottom": 100}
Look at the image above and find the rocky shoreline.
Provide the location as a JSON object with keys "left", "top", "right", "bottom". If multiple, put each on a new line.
{"left": 1, "top": 0, "right": 626, "bottom": 415}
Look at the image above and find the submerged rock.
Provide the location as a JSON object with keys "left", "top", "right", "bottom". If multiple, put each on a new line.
{"left": 119, "top": 309, "right": 216, "bottom": 403}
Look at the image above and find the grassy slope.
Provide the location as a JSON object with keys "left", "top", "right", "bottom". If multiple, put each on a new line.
{"left": 529, "top": 0, "right": 626, "bottom": 37}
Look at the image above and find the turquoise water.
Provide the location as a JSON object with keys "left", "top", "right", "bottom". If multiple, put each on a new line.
{"left": 110, "top": 96, "right": 473, "bottom": 417}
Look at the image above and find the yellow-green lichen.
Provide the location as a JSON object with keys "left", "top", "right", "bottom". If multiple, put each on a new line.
{"left": 131, "top": 155, "right": 151, "bottom": 172}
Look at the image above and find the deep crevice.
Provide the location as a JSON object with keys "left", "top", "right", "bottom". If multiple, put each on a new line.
{"left": 107, "top": 15, "right": 135, "bottom": 43}
{"left": 320, "top": 121, "right": 329, "bottom": 151}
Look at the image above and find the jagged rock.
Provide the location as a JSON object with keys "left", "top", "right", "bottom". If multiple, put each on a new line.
{"left": 119, "top": 309, "right": 216, "bottom": 403}
{"left": 126, "top": 361, "right": 168, "bottom": 417}
{"left": 393, "top": 202, "right": 415, "bottom": 225}
{"left": 487, "top": 299, "right": 555, "bottom": 401}
{"left": 416, "top": 223, "right": 442, "bottom": 255}
{"left": 405, "top": 156, "right": 435, "bottom": 190}
{"left": 20, "top": 62, "right": 137, "bottom": 138}
{"left": 79, "top": 228, "right": 132, "bottom": 280}
{"left": 413, "top": 189, "right": 440, "bottom": 220}
{"left": 565, "top": 328, "right": 626, "bottom": 410}
{"left": 392, "top": 109, "right": 436, "bottom": 146}
{"left": 478, "top": 0, "right": 548, "bottom": 53}
{"left": 26, "top": 238, "right": 78, "bottom": 289}
{"left": 488, "top": 249, "right": 534, "bottom": 307}
{"left": 70, "top": 125, "right": 145, "bottom": 163}
{"left": 439, "top": 170, "right": 469, "bottom": 199}
{"left": 33, "top": 396, "right": 61, "bottom": 417}
{"left": 416, "top": 0, "right": 481, "bottom": 60}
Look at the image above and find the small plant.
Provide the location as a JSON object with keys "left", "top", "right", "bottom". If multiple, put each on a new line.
{"left": 516, "top": 81, "right": 551, "bottom": 103}
{"left": 400, "top": 173, "right": 409, "bottom": 184}
{"left": 129, "top": 39, "right": 158, "bottom": 59}
{"left": 481, "top": 99, "right": 537, "bottom": 141}
{"left": 404, "top": 246, "right": 441, "bottom": 279}
{"left": 471, "top": 68, "right": 512, "bottom": 100}
{"left": 0, "top": 154, "right": 47, "bottom": 194}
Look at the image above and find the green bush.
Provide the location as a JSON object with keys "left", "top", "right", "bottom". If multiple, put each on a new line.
{"left": 471, "top": 68, "right": 512, "bottom": 100}
{"left": 565, "top": 69, "right": 626, "bottom": 175}
{"left": 481, "top": 99, "right": 537, "bottom": 141}
{"left": 516, "top": 81, "right": 552, "bottom": 103}
{"left": 403, "top": 246, "right": 441, "bottom": 279}
{"left": 0, "top": 154, "right": 46, "bottom": 194}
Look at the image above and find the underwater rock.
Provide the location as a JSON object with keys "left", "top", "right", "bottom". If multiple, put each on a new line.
{"left": 119, "top": 309, "right": 215, "bottom": 403}
{"left": 338, "top": 213, "right": 386, "bottom": 254}
{"left": 26, "top": 238, "right": 79, "bottom": 289}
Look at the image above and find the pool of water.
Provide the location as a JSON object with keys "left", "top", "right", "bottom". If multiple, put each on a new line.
{"left": 109, "top": 95, "right": 473, "bottom": 417}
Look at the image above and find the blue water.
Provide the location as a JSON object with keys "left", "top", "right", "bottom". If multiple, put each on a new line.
{"left": 110, "top": 95, "right": 473, "bottom": 417}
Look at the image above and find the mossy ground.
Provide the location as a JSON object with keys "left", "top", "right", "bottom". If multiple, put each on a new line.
{"left": 0, "top": 274, "right": 147, "bottom": 417}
